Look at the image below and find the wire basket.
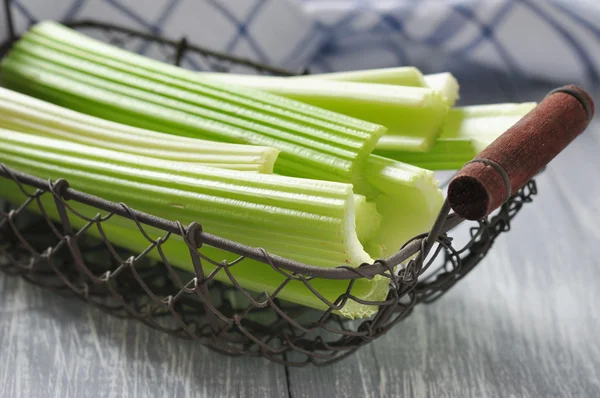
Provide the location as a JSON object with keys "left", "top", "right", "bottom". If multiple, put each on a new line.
{"left": 0, "top": 16, "right": 542, "bottom": 367}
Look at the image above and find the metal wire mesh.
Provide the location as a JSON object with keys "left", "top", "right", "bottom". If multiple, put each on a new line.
{"left": 0, "top": 19, "right": 537, "bottom": 366}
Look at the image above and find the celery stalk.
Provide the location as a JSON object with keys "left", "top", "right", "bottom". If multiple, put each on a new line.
{"left": 203, "top": 67, "right": 426, "bottom": 86}
{"left": 0, "top": 87, "right": 279, "bottom": 173}
{"left": 377, "top": 103, "right": 537, "bottom": 170}
{"left": 296, "top": 68, "right": 459, "bottom": 107}
{"left": 0, "top": 178, "right": 387, "bottom": 319}
{"left": 196, "top": 72, "right": 449, "bottom": 152}
{"left": 299, "top": 69, "right": 459, "bottom": 107}
{"left": 204, "top": 67, "right": 459, "bottom": 107}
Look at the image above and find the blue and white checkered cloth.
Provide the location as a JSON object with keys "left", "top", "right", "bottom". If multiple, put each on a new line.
{"left": 2, "top": 0, "right": 599, "bottom": 92}
{"left": 299, "top": 0, "right": 600, "bottom": 91}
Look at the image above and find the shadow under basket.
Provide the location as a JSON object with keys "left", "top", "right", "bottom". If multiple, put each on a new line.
{"left": 0, "top": 20, "right": 539, "bottom": 367}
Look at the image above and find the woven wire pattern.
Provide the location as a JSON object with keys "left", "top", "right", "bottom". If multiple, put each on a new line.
{"left": 0, "top": 22, "right": 537, "bottom": 366}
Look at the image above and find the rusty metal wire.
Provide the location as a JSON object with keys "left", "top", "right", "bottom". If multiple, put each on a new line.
{"left": 0, "top": 17, "right": 538, "bottom": 366}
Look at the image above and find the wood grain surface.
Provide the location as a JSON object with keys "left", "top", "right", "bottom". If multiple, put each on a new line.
{"left": 1, "top": 80, "right": 600, "bottom": 397}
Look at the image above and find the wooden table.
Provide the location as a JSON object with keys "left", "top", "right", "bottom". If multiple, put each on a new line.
{"left": 1, "top": 78, "right": 599, "bottom": 397}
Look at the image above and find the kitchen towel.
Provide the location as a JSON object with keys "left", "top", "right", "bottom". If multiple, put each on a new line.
{"left": 2, "top": 0, "right": 599, "bottom": 90}
{"left": 298, "top": 0, "right": 600, "bottom": 90}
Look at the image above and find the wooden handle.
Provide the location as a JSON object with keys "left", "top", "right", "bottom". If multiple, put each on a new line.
{"left": 448, "top": 85, "right": 595, "bottom": 220}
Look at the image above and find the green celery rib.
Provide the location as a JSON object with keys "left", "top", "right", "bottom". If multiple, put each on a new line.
{"left": 0, "top": 131, "right": 358, "bottom": 245}
{"left": 361, "top": 155, "right": 443, "bottom": 258}
{"left": 0, "top": 130, "right": 389, "bottom": 317}
{"left": 197, "top": 72, "right": 449, "bottom": 152}
{"left": 1, "top": 21, "right": 387, "bottom": 183}
{"left": 0, "top": 178, "right": 387, "bottom": 319}
{"left": 204, "top": 67, "right": 459, "bottom": 109}
{"left": 27, "top": 23, "right": 381, "bottom": 132}
{"left": 0, "top": 87, "right": 279, "bottom": 173}
{"left": 202, "top": 66, "right": 427, "bottom": 89}
{"left": 378, "top": 103, "right": 537, "bottom": 170}
{"left": 294, "top": 68, "right": 459, "bottom": 106}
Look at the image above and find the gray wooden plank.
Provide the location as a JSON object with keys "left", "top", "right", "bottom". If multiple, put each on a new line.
{"left": 0, "top": 275, "right": 289, "bottom": 398}
{"left": 288, "top": 98, "right": 600, "bottom": 396}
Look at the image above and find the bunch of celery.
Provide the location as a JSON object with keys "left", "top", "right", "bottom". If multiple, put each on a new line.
{"left": 0, "top": 22, "right": 447, "bottom": 318}
{"left": 0, "top": 87, "right": 279, "bottom": 173}
{"left": 0, "top": 21, "right": 444, "bottom": 260}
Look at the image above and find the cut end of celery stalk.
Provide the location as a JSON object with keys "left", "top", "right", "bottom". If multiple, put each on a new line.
{"left": 371, "top": 87, "right": 449, "bottom": 153}
{"left": 424, "top": 72, "right": 460, "bottom": 107}
{"left": 360, "top": 155, "right": 444, "bottom": 259}
{"left": 354, "top": 194, "right": 383, "bottom": 244}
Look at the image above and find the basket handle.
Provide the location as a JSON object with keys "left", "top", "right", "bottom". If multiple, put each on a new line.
{"left": 447, "top": 85, "right": 595, "bottom": 220}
